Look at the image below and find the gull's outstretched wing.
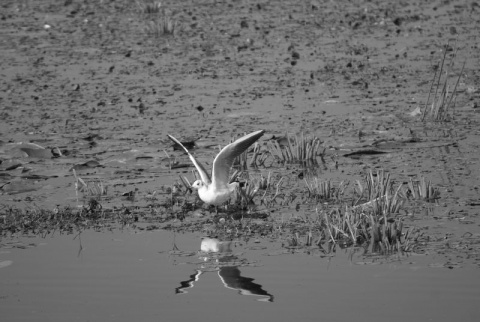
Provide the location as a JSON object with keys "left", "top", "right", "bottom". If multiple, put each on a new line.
{"left": 167, "top": 135, "right": 211, "bottom": 185}
{"left": 211, "top": 130, "right": 265, "bottom": 189}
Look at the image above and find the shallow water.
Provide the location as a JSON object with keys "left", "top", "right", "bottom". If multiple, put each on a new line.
{"left": 1, "top": 229, "right": 479, "bottom": 322}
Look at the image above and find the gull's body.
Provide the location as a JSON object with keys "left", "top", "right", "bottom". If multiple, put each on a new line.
{"left": 167, "top": 130, "right": 265, "bottom": 205}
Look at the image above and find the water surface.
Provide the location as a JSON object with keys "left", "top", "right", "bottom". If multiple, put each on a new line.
{"left": 1, "top": 229, "right": 479, "bottom": 322}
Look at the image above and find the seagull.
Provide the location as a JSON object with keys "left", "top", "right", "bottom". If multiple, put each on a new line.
{"left": 167, "top": 130, "right": 265, "bottom": 205}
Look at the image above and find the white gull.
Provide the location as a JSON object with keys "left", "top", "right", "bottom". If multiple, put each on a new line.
{"left": 167, "top": 130, "right": 265, "bottom": 205}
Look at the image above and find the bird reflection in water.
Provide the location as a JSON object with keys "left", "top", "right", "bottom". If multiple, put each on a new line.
{"left": 175, "top": 238, "right": 274, "bottom": 302}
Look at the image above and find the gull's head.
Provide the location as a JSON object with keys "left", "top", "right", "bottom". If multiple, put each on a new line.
{"left": 191, "top": 180, "right": 204, "bottom": 190}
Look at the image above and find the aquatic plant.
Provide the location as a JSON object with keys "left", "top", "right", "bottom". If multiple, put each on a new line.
{"left": 230, "top": 171, "right": 281, "bottom": 210}
{"left": 136, "top": 0, "right": 162, "bottom": 14}
{"left": 0, "top": 203, "right": 121, "bottom": 237}
{"left": 3, "top": 166, "right": 431, "bottom": 258}
{"left": 234, "top": 181, "right": 260, "bottom": 210}
{"left": 422, "top": 42, "right": 465, "bottom": 122}
{"left": 406, "top": 176, "right": 440, "bottom": 202}
{"left": 177, "top": 175, "right": 193, "bottom": 194}
{"left": 270, "top": 170, "right": 415, "bottom": 255}
{"left": 351, "top": 171, "right": 405, "bottom": 236}
{"left": 144, "top": 8, "right": 179, "bottom": 37}
{"left": 310, "top": 204, "right": 411, "bottom": 254}
{"left": 365, "top": 213, "right": 415, "bottom": 254}
{"left": 72, "top": 169, "right": 108, "bottom": 204}
{"left": 232, "top": 141, "right": 264, "bottom": 170}
{"left": 267, "top": 133, "right": 323, "bottom": 165}
{"left": 304, "top": 177, "right": 346, "bottom": 201}
{"left": 354, "top": 170, "right": 395, "bottom": 203}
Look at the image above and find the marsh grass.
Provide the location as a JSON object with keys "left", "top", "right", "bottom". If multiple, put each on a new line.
{"left": 231, "top": 142, "right": 263, "bottom": 170}
{"left": 285, "top": 231, "right": 314, "bottom": 247}
{"left": 309, "top": 204, "right": 411, "bottom": 254}
{"left": 267, "top": 133, "right": 323, "bottom": 165}
{"left": 353, "top": 170, "right": 404, "bottom": 215}
{"left": 354, "top": 184, "right": 404, "bottom": 218}
{"left": 177, "top": 175, "right": 193, "bottom": 193}
{"left": 321, "top": 207, "right": 359, "bottom": 246}
{"left": 227, "top": 134, "right": 265, "bottom": 170}
{"left": 406, "top": 176, "right": 440, "bottom": 202}
{"left": 304, "top": 177, "right": 346, "bottom": 201}
{"left": 144, "top": 8, "right": 178, "bottom": 37}
{"left": 73, "top": 169, "right": 108, "bottom": 205}
{"left": 274, "top": 170, "right": 414, "bottom": 254}
{"left": 4, "top": 166, "right": 428, "bottom": 257}
{"left": 136, "top": 0, "right": 162, "bottom": 14}
{"left": 422, "top": 42, "right": 465, "bottom": 121}
{"left": 367, "top": 215, "right": 414, "bottom": 254}
{"left": 235, "top": 182, "right": 260, "bottom": 210}
{"left": 227, "top": 171, "right": 295, "bottom": 209}
{"left": 354, "top": 170, "right": 394, "bottom": 203}
{"left": 158, "top": 180, "right": 196, "bottom": 211}
{"left": 222, "top": 169, "right": 412, "bottom": 254}
{"left": 0, "top": 202, "right": 121, "bottom": 237}
{"left": 231, "top": 171, "right": 286, "bottom": 210}
{"left": 261, "top": 176, "right": 296, "bottom": 207}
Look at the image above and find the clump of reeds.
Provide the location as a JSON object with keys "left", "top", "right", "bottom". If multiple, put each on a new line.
{"left": 158, "top": 178, "right": 196, "bottom": 212}
{"left": 73, "top": 169, "right": 108, "bottom": 206}
{"left": 259, "top": 175, "right": 294, "bottom": 207}
{"left": 229, "top": 171, "right": 276, "bottom": 210}
{"left": 421, "top": 42, "right": 466, "bottom": 121}
{"left": 234, "top": 182, "right": 261, "bottom": 210}
{"left": 354, "top": 170, "right": 392, "bottom": 202}
{"left": 321, "top": 207, "right": 360, "bottom": 246}
{"left": 228, "top": 171, "right": 292, "bottom": 209}
{"left": 144, "top": 8, "right": 178, "bottom": 37}
{"left": 177, "top": 175, "right": 192, "bottom": 193}
{"left": 286, "top": 170, "right": 410, "bottom": 254}
{"left": 353, "top": 170, "right": 404, "bottom": 218}
{"left": 230, "top": 140, "right": 264, "bottom": 170}
{"left": 317, "top": 204, "right": 412, "bottom": 254}
{"left": 406, "top": 176, "right": 440, "bottom": 202}
{"left": 136, "top": 0, "right": 162, "bottom": 14}
{"left": 304, "top": 177, "right": 346, "bottom": 201}
{"left": 366, "top": 214, "right": 415, "bottom": 254}
{"left": 267, "top": 133, "right": 323, "bottom": 165}
{"left": 285, "top": 231, "right": 314, "bottom": 247}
